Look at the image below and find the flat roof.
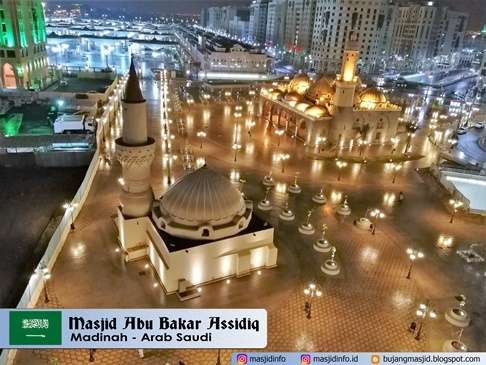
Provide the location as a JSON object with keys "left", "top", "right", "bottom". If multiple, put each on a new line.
{"left": 155, "top": 213, "right": 272, "bottom": 253}
{"left": 46, "top": 77, "right": 113, "bottom": 94}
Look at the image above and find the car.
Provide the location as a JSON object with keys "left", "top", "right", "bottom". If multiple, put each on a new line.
{"left": 473, "top": 122, "right": 484, "bottom": 129}
{"left": 456, "top": 127, "right": 468, "bottom": 135}
{"left": 59, "top": 80, "right": 68, "bottom": 87}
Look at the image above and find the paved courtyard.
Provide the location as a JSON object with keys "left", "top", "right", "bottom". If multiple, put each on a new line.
{"left": 13, "top": 76, "right": 486, "bottom": 365}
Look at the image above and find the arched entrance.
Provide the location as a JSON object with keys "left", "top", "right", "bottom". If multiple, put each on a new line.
{"left": 297, "top": 121, "right": 307, "bottom": 141}
{"left": 3, "top": 63, "right": 16, "bottom": 89}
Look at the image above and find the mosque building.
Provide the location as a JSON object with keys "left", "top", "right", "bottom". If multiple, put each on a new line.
{"left": 116, "top": 60, "right": 278, "bottom": 297}
{"left": 260, "top": 33, "right": 402, "bottom": 149}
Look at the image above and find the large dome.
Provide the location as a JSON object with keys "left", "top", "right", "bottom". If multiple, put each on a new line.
{"left": 358, "top": 87, "right": 387, "bottom": 109}
{"left": 306, "top": 76, "right": 334, "bottom": 103}
{"left": 152, "top": 165, "right": 252, "bottom": 240}
{"left": 288, "top": 73, "right": 311, "bottom": 95}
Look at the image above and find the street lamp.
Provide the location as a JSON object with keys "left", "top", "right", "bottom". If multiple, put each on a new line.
{"left": 196, "top": 130, "right": 207, "bottom": 150}
{"left": 278, "top": 153, "right": 290, "bottom": 173}
{"left": 391, "top": 162, "right": 403, "bottom": 184}
{"left": 36, "top": 263, "right": 51, "bottom": 303}
{"left": 246, "top": 120, "right": 256, "bottom": 137}
{"left": 415, "top": 301, "right": 437, "bottom": 340}
{"left": 335, "top": 160, "right": 348, "bottom": 181}
{"left": 63, "top": 202, "right": 78, "bottom": 230}
{"left": 275, "top": 129, "right": 284, "bottom": 148}
{"left": 369, "top": 208, "right": 385, "bottom": 235}
{"left": 449, "top": 199, "right": 463, "bottom": 223}
{"left": 303, "top": 283, "right": 322, "bottom": 319}
{"left": 406, "top": 248, "right": 424, "bottom": 279}
{"left": 232, "top": 143, "right": 241, "bottom": 163}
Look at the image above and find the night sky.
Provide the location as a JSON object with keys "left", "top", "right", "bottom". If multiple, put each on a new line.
{"left": 50, "top": 0, "right": 486, "bottom": 30}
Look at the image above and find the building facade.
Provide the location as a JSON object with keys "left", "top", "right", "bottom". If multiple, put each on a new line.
{"left": 260, "top": 34, "right": 402, "bottom": 148}
{"left": 265, "top": 0, "right": 287, "bottom": 48}
{"left": 283, "top": 0, "right": 317, "bottom": 69}
{"left": 249, "top": 0, "right": 270, "bottom": 45}
{"left": 388, "top": 2, "right": 469, "bottom": 71}
{"left": 310, "top": 0, "right": 392, "bottom": 74}
{"left": 0, "top": 0, "right": 49, "bottom": 89}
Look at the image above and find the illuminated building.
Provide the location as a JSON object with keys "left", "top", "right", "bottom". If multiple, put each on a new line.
{"left": 249, "top": 0, "right": 270, "bottom": 45}
{"left": 283, "top": 0, "right": 316, "bottom": 68}
{"left": 265, "top": 0, "right": 287, "bottom": 48}
{"left": 260, "top": 34, "right": 401, "bottom": 147}
{"left": 310, "top": 0, "right": 394, "bottom": 74}
{"left": 0, "top": 0, "right": 48, "bottom": 89}
{"left": 116, "top": 61, "right": 277, "bottom": 294}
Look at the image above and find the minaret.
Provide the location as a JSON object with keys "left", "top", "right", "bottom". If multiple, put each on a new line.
{"left": 116, "top": 59, "right": 155, "bottom": 218}
{"left": 334, "top": 31, "right": 360, "bottom": 108}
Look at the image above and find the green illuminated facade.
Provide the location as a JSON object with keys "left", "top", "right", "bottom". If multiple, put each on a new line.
{"left": 0, "top": 0, "right": 48, "bottom": 90}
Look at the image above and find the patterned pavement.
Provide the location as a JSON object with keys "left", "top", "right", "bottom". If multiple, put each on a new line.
{"left": 13, "top": 78, "right": 486, "bottom": 365}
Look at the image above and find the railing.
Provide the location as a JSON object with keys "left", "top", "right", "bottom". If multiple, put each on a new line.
{"left": 0, "top": 78, "right": 124, "bottom": 365}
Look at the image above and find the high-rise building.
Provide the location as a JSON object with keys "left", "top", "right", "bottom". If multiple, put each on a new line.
{"left": 0, "top": 0, "right": 49, "bottom": 89}
{"left": 229, "top": 8, "right": 251, "bottom": 40}
{"left": 283, "top": 0, "right": 317, "bottom": 69}
{"left": 388, "top": 1, "right": 469, "bottom": 71}
{"left": 249, "top": 0, "right": 270, "bottom": 45}
{"left": 310, "top": 0, "right": 392, "bottom": 74}
{"left": 265, "top": 0, "right": 287, "bottom": 48}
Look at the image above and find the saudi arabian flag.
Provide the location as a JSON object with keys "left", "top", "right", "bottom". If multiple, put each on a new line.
{"left": 9, "top": 311, "right": 62, "bottom": 346}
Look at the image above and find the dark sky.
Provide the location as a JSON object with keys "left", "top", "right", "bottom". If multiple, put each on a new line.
{"left": 50, "top": 0, "right": 486, "bottom": 30}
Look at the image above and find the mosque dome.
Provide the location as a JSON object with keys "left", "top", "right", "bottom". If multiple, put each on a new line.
{"left": 305, "top": 105, "right": 329, "bottom": 119}
{"left": 152, "top": 165, "right": 252, "bottom": 240}
{"left": 288, "top": 73, "right": 311, "bottom": 95}
{"left": 296, "top": 102, "right": 311, "bottom": 112}
{"left": 270, "top": 89, "right": 283, "bottom": 100}
{"left": 358, "top": 87, "right": 387, "bottom": 109}
{"left": 305, "top": 76, "right": 334, "bottom": 103}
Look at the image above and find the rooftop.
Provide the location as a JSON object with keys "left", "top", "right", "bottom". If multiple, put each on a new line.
{"left": 155, "top": 213, "right": 272, "bottom": 253}
{"left": 45, "top": 76, "right": 113, "bottom": 94}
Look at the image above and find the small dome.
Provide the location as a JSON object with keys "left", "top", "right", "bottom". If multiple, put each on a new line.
{"left": 154, "top": 165, "right": 252, "bottom": 240}
{"left": 305, "top": 105, "right": 329, "bottom": 118}
{"left": 358, "top": 87, "right": 387, "bottom": 109}
{"left": 288, "top": 73, "right": 311, "bottom": 95}
{"left": 270, "top": 90, "right": 283, "bottom": 100}
{"left": 284, "top": 91, "right": 302, "bottom": 102}
{"left": 306, "top": 76, "right": 334, "bottom": 103}
{"left": 296, "top": 102, "right": 311, "bottom": 112}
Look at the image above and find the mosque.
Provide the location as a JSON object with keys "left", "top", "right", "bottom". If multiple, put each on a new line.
{"left": 259, "top": 34, "right": 403, "bottom": 148}
{"left": 115, "top": 60, "right": 278, "bottom": 297}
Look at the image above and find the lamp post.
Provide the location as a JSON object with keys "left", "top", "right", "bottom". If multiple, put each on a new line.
{"left": 406, "top": 248, "right": 424, "bottom": 279}
{"left": 278, "top": 153, "right": 290, "bottom": 173}
{"left": 246, "top": 120, "right": 256, "bottom": 137}
{"left": 391, "top": 162, "right": 403, "bottom": 184}
{"left": 232, "top": 143, "right": 241, "bottom": 163}
{"left": 303, "top": 283, "right": 322, "bottom": 319}
{"left": 415, "top": 301, "right": 437, "bottom": 340}
{"left": 369, "top": 208, "right": 385, "bottom": 235}
{"left": 63, "top": 202, "right": 78, "bottom": 230}
{"left": 275, "top": 129, "right": 284, "bottom": 149}
{"left": 36, "top": 263, "right": 51, "bottom": 303}
{"left": 449, "top": 199, "right": 463, "bottom": 224}
{"left": 196, "top": 130, "right": 207, "bottom": 150}
{"left": 336, "top": 160, "right": 348, "bottom": 181}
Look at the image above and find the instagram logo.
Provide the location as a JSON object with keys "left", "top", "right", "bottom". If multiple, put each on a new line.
{"left": 236, "top": 353, "right": 248, "bottom": 365}
{"left": 300, "top": 354, "right": 312, "bottom": 365}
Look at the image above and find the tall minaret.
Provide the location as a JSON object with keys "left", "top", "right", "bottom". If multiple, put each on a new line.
{"left": 116, "top": 59, "right": 155, "bottom": 218}
{"left": 334, "top": 31, "right": 360, "bottom": 108}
